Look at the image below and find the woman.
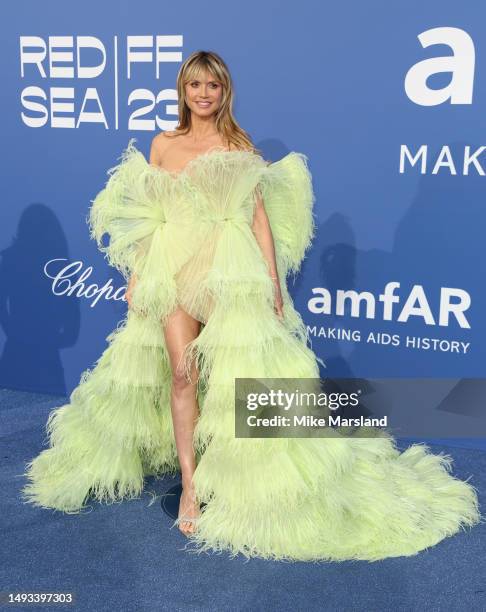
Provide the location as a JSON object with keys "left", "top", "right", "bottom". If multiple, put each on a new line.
{"left": 131, "top": 54, "right": 285, "bottom": 534}
{"left": 22, "top": 50, "right": 481, "bottom": 561}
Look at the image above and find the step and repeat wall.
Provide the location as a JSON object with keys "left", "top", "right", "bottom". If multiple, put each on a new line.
{"left": 1, "top": 2, "right": 485, "bottom": 442}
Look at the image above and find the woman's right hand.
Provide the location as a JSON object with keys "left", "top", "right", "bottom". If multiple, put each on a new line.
{"left": 125, "top": 274, "right": 138, "bottom": 309}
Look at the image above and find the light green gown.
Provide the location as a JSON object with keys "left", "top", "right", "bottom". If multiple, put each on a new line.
{"left": 21, "top": 139, "right": 481, "bottom": 561}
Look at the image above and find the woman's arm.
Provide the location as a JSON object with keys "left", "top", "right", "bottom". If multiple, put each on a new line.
{"left": 251, "top": 188, "right": 284, "bottom": 319}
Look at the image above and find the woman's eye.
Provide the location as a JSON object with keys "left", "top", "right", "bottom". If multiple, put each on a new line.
{"left": 189, "top": 81, "right": 219, "bottom": 88}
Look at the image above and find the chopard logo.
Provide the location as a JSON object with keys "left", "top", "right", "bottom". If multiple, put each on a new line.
{"left": 45, "top": 259, "right": 126, "bottom": 307}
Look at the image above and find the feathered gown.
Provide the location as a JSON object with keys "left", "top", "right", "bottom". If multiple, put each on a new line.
{"left": 21, "top": 139, "right": 481, "bottom": 561}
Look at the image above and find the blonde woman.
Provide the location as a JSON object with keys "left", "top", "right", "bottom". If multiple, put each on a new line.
{"left": 22, "top": 50, "right": 481, "bottom": 561}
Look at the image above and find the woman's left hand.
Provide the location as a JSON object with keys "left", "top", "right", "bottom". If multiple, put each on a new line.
{"left": 272, "top": 277, "right": 284, "bottom": 320}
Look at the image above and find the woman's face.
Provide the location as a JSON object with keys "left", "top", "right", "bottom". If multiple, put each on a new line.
{"left": 184, "top": 70, "right": 223, "bottom": 118}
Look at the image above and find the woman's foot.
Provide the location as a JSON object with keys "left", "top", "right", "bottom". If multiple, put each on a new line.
{"left": 178, "top": 480, "right": 201, "bottom": 535}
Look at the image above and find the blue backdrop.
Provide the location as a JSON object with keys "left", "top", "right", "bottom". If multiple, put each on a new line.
{"left": 1, "top": 1, "right": 485, "bottom": 441}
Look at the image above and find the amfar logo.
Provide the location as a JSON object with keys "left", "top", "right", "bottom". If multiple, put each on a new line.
{"left": 405, "top": 27, "right": 475, "bottom": 106}
{"left": 401, "top": 27, "right": 485, "bottom": 176}
{"left": 308, "top": 282, "right": 471, "bottom": 329}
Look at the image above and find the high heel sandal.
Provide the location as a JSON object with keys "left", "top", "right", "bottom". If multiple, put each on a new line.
{"left": 177, "top": 516, "right": 200, "bottom": 529}
{"left": 176, "top": 490, "right": 201, "bottom": 535}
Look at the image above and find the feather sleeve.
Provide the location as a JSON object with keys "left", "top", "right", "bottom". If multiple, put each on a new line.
{"left": 87, "top": 138, "right": 165, "bottom": 281}
{"left": 258, "top": 152, "right": 317, "bottom": 279}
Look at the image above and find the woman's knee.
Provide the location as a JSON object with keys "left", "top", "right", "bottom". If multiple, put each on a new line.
{"left": 171, "top": 362, "right": 197, "bottom": 393}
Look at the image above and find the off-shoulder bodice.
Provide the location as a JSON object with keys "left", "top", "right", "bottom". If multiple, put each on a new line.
{"left": 88, "top": 138, "right": 316, "bottom": 325}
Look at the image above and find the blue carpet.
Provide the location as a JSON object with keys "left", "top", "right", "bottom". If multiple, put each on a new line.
{"left": 1, "top": 388, "right": 485, "bottom": 612}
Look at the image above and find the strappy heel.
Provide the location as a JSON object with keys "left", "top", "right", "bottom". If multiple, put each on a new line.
{"left": 176, "top": 489, "right": 201, "bottom": 535}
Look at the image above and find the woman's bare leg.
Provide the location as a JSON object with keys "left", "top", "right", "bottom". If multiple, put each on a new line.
{"left": 163, "top": 305, "right": 201, "bottom": 535}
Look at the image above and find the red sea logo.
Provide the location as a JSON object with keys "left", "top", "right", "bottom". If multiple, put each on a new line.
{"left": 19, "top": 35, "right": 183, "bottom": 130}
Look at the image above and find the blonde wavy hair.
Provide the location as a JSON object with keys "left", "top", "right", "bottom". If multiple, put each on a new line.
{"left": 167, "top": 50, "right": 260, "bottom": 155}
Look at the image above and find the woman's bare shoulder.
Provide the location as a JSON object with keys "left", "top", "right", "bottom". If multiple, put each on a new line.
{"left": 152, "top": 130, "right": 178, "bottom": 149}
{"left": 150, "top": 131, "right": 179, "bottom": 164}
